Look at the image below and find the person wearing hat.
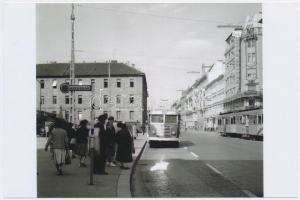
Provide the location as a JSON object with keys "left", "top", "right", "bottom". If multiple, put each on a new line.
{"left": 93, "top": 114, "right": 109, "bottom": 174}
{"left": 106, "top": 116, "right": 117, "bottom": 167}
{"left": 115, "top": 122, "right": 133, "bottom": 169}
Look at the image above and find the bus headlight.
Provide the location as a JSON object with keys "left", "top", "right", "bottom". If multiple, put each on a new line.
{"left": 171, "top": 131, "right": 176, "bottom": 135}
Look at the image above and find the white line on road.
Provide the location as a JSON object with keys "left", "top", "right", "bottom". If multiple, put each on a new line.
{"left": 205, "top": 163, "right": 222, "bottom": 175}
{"left": 190, "top": 152, "right": 199, "bottom": 158}
{"left": 183, "top": 147, "right": 188, "bottom": 150}
{"left": 242, "top": 190, "right": 257, "bottom": 197}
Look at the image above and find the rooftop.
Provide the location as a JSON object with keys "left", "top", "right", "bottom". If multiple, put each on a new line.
{"left": 36, "top": 62, "right": 145, "bottom": 77}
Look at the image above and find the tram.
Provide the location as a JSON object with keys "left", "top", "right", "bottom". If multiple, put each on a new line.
{"left": 148, "top": 110, "right": 181, "bottom": 148}
{"left": 217, "top": 108, "right": 263, "bottom": 141}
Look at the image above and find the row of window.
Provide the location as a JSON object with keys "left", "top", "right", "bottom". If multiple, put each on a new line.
{"left": 39, "top": 78, "right": 135, "bottom": 89}
{"left": 53, "top": 110, "right": 136, "bottom": 121}
{"left": 40, "top": 94, "right": 136, "bottom": 105}
{"left": 217, "top": 114, "right": 263, "bottom": 125}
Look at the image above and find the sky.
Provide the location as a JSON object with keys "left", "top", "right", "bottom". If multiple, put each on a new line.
{"left": 37, "top": 3, "right": 261, "bottom": 110}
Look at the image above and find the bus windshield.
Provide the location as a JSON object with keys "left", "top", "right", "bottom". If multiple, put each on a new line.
{"left": 151, "top": 114, "right": 164, "bottom": 123}
{"left": 165, "top": 115, "right": 177, "bottom": 123}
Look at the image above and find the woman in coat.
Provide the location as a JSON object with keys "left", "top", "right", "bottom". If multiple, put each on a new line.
{"left": 76, "top": 119, "right": 89, "bottom": 167}
{"left": 116, "top": 122, "right": 133, "bottom": 169}
{"left": 45, "top": 119, "right": 69, "bottom": 175}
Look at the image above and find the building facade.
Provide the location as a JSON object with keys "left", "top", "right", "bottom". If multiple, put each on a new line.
{"left": 203, "top": 61, "right": 225, "bottom": 131}
{"left": 172, "top": 13, "right": 262, "bottom": 133}
{"left": 223, "top": 13, "right": 263, "bottom": 113}
{"left": 173, "top": 61, "right": 225, "bottom": 131}
{"left": 36, "top": 61, "right": 148, "bottom": 125}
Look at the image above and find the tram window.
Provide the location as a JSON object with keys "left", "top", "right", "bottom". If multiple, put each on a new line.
{"left": 225, "top": 119, "right": 229, "bottom": 124}
{"left": 232, "top": 117, "right": 236, "bottom": 124}
{"left": 258, "top": 115, "right": 262, "bottom": 124}
{"left": 218, "top": 119, "right": 222, "bottom": 125}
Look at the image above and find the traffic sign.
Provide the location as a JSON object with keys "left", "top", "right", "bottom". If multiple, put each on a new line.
{"left": 60, "top": 83, "right": 92, "bottom": 93}
{"left": 60, "top": 83, "right": 70, "bottom": 93}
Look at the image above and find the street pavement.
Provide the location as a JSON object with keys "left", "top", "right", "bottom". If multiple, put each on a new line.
{"left": 37, "top": 134, "right": 147, "bottom": 198}
{"left": 132, "top": 131, "right": 263, "bottom": 197}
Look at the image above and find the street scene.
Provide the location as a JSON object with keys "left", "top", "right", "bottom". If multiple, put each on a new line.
{"left": 132, "top": 131, "right": 263, "bottom": 197}
{"left": 36, "top": 3, "right": 263, "bottom": 198}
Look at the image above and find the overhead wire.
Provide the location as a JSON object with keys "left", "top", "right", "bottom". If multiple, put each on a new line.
{"left": 76, "top": 4, "right": 241, "bottom": 25}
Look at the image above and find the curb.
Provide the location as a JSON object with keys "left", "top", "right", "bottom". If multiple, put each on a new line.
{"left": 116, "top": 138, "right": 147, "bottom": 197}
{"left": 130, "top": 139, "right": 147, "bottom": 197}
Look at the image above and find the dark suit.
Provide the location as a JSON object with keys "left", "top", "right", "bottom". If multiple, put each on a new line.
{"left": 93, "top": 122, "right": 108, "bottom": 174}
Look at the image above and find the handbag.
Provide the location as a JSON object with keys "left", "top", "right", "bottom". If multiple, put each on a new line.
{"left": 65, "top": 150, "right": 71, "bottom": 165}
{"left": 70, "top": 138, "right": 76, "bottom": 144}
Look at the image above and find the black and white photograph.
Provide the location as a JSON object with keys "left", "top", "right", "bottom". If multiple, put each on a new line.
{"left": 36, "top": 3, "right": 263, "bottom": 198}
{"left": 0, "top": 1, "right": 298, "bottom": 200}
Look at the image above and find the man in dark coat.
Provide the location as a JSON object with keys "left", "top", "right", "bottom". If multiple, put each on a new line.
{"left": 106, "top": 116, "right": 117, "bottom": 167}
{"left": 94, "top": 114, "right": 109, "bottom": 175}
{"left": 116, "top": 122, "right": 133, "bottom": 169}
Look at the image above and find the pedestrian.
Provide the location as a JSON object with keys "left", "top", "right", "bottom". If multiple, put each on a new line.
{"left": 115, "top": 122, "right": 133, "bottom": 169}
{"left": 66, "top": 123, "right": 77, "bottom": 159}
{"left": 132, "top": 122, "right": 137, "bottom": 139}
{"left": 76, "top": 119, "right": 89, "bottom": 167}
{"left": 93, "top": 114, "right": 109, "bottom": 175}
{"left": 106, "top": 116, "right": 117, "bottom": 167}
{"left": 45, "top": 119, "right": 70, "bottom": 175}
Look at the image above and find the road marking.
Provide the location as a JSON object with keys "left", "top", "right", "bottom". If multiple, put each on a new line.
{"left": 206, "top": 163, "right": 222, "bottom": 175}
{"left": 242, "top": 190, "right": 257, "bottom": 197}
{"left": 190, "top": 152, "right": 199, "bottom": 158}
{"left": 183, "top": 147, "right": 188, "bottom": 150}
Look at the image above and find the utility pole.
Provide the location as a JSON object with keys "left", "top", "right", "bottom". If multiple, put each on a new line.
{"left": 108, "top": 60, "right": 111, "bottom": 116}
{"left": 70, "top": 4, "right": 76, "bottom": 125}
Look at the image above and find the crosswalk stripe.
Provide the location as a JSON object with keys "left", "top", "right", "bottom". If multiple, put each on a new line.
{"left": 190, "top": 152, "right": 199, "bottom": 158}
{"left": 206, "top": 163, "right": 222, "bottom": 175}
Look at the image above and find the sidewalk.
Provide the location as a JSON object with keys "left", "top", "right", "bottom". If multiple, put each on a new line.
{"left": 37, "top": 134, "right": 147, "bottom": 198}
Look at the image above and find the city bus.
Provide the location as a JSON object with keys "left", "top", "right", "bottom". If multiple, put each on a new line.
{"left": 148, "top": 110, "right": 181, "bottom": 148}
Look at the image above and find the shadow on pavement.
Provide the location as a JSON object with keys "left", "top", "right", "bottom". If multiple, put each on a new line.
{"left": 179, "top": 140, "right": 195, "bottom": 147}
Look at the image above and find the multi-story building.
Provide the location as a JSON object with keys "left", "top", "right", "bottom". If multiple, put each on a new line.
{"left": 172, "top": 13, "right": 262, "bottom": 133}
{"left": 223, "top": 13, "right": 263, "bottom": 112}
{"left": 202, "top": 61, "right": 225, "bottom": 131}
{"left": 36, "top": 61, "right": 148, "bottom": 125}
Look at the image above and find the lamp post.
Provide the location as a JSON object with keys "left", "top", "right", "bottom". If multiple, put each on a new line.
{"left": 89, "top": 134, "right": 95, "bottom": 185}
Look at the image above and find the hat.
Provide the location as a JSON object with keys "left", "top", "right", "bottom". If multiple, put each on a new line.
{"left": 79, "top": 119, "right": 88, "bottom": 127}
{"left": 108, "top": 116, "right": 114, "bottom": 121}
{"left": 98, "top": 114, "right": 107, "bottom": 122}
{"left": 117, "top": 122, "right": 126, "bottom": 129}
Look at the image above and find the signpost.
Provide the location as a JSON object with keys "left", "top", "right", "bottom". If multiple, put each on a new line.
{"left": 60, "top": 83, "right": 92, "bottom": 93}
{"left": 60, "top": 82, "right": 95, "bottom": 185}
